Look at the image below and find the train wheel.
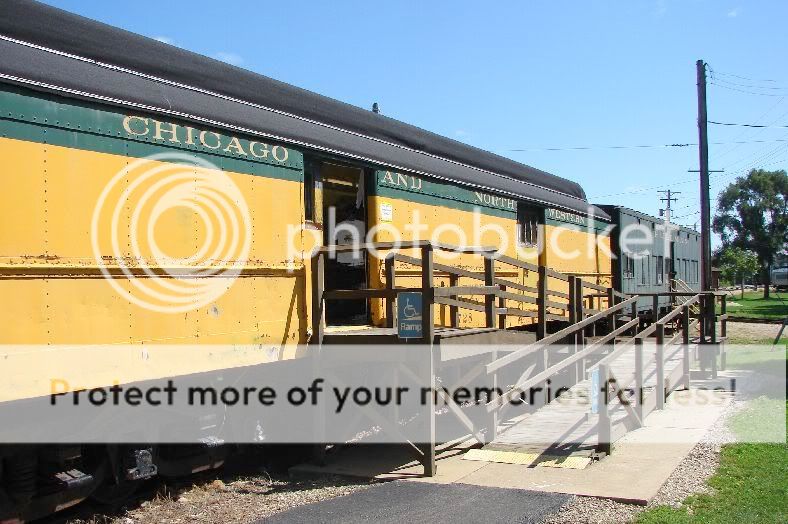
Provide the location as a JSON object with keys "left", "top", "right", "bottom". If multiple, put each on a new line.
{"left": 84, "top": 446, "right": 153, "bottom": 506}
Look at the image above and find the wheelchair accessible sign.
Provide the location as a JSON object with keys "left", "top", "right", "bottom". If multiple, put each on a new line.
{"left": 397, "top": 292, "right": 423, "bottom": 339}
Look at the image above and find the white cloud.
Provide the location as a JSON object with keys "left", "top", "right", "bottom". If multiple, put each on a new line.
{"left": 154, "top": 36, "right": 174, "bottom": 45}
{"left": 212, "top": 52, "right": 244, "bottom": 66}
{"left": 727, "top": 7, "right": 740, "bottom": 17}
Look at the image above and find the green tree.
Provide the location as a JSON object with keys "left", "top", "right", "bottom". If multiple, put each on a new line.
{"left": 718, "top": 246, "right": 760, "bottom": 298}
{"left": 713, "top": 169, "right": 788, "bottom": 298}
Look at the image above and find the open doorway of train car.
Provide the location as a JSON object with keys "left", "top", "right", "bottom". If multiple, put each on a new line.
{"left": 305, "top": 158, "right": 369, "bottom": 325}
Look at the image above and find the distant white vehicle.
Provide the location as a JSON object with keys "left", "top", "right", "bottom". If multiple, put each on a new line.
{"left": 772, "top": 267, "right": 788, "bottom": 291}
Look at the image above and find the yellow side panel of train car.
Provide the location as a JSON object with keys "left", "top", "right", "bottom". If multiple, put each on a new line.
{"left": 0, "top": 137, "right": 308, "bottom": 400}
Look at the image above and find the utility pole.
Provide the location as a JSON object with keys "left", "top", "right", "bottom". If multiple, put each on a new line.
{"left": 697, "top": 60, "right": 711, "bottom": 296}
{"left": 696, "top": 59, "right": 715, "bottom": 348}
{"left": 658, "top": 189, "right": 681, "bottom": 222}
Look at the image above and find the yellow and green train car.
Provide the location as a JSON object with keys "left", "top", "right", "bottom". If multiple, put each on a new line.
{"left": 0, "top": 2, "right": 614, "bottom": 520}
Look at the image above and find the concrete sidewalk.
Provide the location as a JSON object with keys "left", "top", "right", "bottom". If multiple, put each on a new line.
{"left": 291, "top": 386, "right": 734, "bottom": 505}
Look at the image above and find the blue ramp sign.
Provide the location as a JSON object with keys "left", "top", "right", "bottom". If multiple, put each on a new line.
{"left": 397, "top": 292, "right": 423, "bottom": 339}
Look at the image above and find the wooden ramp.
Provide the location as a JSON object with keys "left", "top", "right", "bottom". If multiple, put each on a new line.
{"left": 308, "top": 241, "right": 729, "bottom": 476}
{"left": 464, "top": 341, "right": 692, "bottom": 469}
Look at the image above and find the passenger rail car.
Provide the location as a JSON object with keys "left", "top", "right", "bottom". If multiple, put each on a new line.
{"left": 0, "top": 1, "right": 629, "bottom": 520}
{"left": 772, "top": 267, "right": 788, "bottom": 291}
{"left": 600, "top": 205, "right": 701, "bottom": 316}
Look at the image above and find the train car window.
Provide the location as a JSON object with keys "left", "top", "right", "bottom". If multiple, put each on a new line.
{"left": 640, "top": 256, "right": 649, "bottom": 285}
{"left": 622, "top": 253, "right": 633, "bottom": 279}
{"left": 517, "top": 206, "right": 540, "bottom": 247}
{"left": 304, "top": 157, "right": 323, "bottom": 224}
{"left": 655, "top": 255, "right": 664, "bottom": 285}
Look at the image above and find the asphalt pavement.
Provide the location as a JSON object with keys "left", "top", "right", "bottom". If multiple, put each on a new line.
{"left": 257, "top": 480, "right": 571, "bottom": 524}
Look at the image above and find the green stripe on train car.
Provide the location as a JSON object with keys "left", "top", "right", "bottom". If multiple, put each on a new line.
{"left": 0, "top": 83, "right": 304, "bottom": 181}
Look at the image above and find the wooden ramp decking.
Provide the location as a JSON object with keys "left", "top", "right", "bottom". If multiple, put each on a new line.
{"left": 464, "top": 340, "right": 693, "bottom": 469}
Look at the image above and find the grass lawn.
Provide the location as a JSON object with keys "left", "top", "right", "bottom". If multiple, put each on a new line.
{"left": 636, "top": 350, "right": 787, "bottom": 524}
{"left": 636, "top": 439, "right": 787, "bottom": 524}
{"left": 720, "top": 291, "right": 788, "bottom": 321}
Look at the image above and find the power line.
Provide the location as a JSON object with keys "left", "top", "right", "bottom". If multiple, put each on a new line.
{"left": 592, "top": 148, "right": 788, "bottom": 201}
{"left": 709, "top": 69, "right": 781, "bottom": 84}
{"left": 672, "top": 210, "right": 700, "bottom": 219}
{"left": 714, "top": 101, "right": 788, "bottom": 160}
{"left": 709, "top": 82, "right": 786, "bottom": 97}
{"left": 504, "top": 138, "right": 788, "bottom": 153}
{"left": 709, "top": 77, "right": 788, "bottom": 91}
{"left": 709, "top": 120, "right": 788, "bottom": 129}
{"left": 507, "top": 143, "right": 693, "bottom": 152}
{"left": 590, "top": 170, "right": 730, "bottom": 199}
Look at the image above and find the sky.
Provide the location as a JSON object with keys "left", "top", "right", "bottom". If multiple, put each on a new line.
{"left": 41, "top": 0, "right": 788, "bottom": 245}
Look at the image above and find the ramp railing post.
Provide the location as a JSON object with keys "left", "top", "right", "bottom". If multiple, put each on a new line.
{"left": 606, "top": 288, "right": 616, "bottom": 353}
{"left": 708, "top": 294, "right": 719, "bottom": 379}
{"left": 310, "top": 250, "right": 326, "bottom": 465}
{"left": 634, "top": 337, "right": 644, "bottom": 423}
{"left": 656, "top": 323, "right": 665, "bottom": 409}
{"left": 568, "top": 276, "right": 578, "bottom": 384}
{"left": 720, "top": 294, "right": 727, "bottom": 370}
{"left": 497, "top": 283, "right": 507, "bottom": 329}
{"left": 420, "top": 243, "right": 436, "bottom": 476}
{"left": 682, "top": 305, "right": 691, "bottom": 389}
{"left": 597, "top": 363, "right": 612, "bottom": 456}
{"left": 537, "top": 265, "right": 547, "bottom": 340}
{"left": 311, "top": 251, "right": 325, "bottom": 347}
{"left": 653, "top": 295, "right": 660, "bottom": 324}
{"left": 576, "top": 278, "right": 586, "bottom": 379}
{"left": 487, "top": 347, "right": 499, "bottom": 443}
{"left": 384, "top": 254, "right": 396, "bottom": 328}
{"left": 448, "top": 273, "right": 459, "bottom": 328}
{"left": 576, "top": 279, "right": 586, "bottom": 345}
{"left": 484, "top": 255, "right": 496, "bottom": 329}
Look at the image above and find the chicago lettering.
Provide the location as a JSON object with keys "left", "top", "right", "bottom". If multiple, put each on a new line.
{"left": 122, "top": 115, "right": 289, "bottom": 162}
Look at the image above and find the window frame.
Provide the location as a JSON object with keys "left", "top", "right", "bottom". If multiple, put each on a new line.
{"left": 640, "top": 255, "right": 649, "bottom": 286}
{"left": 517, "top": 205, "right": 541, "bottom": 248}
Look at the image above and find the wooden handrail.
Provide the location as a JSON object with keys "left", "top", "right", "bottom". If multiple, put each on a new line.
{"left": 656, "top": 294, "right": 701, "bottom": 325}
{"left": 434, "top": 296, "right": 486, "bottom": 313}
{"left": 324, "top": 287, "right": 424, "bottom": 300}
{"left": 486, "top": 295, "right": 640, "bottom": 374}
{"left": 492, "top": 253, "right": 540, "bottom": 273}
{"left": 314, "top": 240, "right": 499, "bottom": 255}
{"left": 484, "top": 311, "right": 637, "bottom": 412}
{"left": 392, "top": 253, "right": 567, "bottom": 302}
{"left": 434, "top": 286, "right": 499, "bottom": 297}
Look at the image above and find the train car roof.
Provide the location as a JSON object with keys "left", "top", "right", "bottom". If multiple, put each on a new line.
{"left": 0, "top": 0, "right": 609, "bottom": 220}
{"left": 597, "top": 205, "right": 700, "bottom": 236}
